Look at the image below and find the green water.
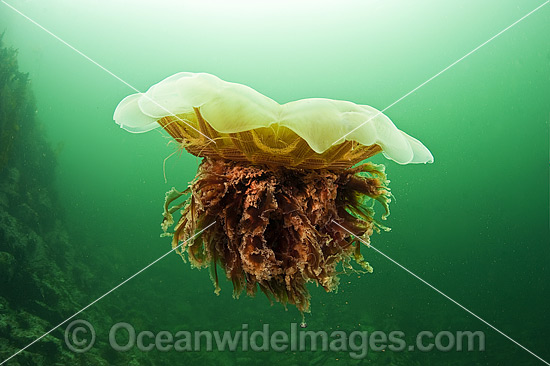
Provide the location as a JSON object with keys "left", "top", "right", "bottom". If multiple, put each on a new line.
{"left": 1, "top": 0, "right": 549, "bottom": 365}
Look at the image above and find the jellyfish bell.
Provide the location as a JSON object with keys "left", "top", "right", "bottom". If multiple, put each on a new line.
{"left": 114, "top": 72, "right": 433, "bottom": 168}
{"left": 114, "top": 72, "right": 433, "bottom": 313}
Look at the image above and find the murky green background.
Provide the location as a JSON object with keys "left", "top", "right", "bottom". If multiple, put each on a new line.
{"left": 1, "top": 0, "right": 548, "bottom": 365}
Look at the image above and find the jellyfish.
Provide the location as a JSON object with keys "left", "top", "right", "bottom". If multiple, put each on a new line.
{"left": 113, "top": 72, "right": 433, "bottom": 313}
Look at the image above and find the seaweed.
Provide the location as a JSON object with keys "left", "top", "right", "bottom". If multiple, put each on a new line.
{"left": 0, "top": 34, "right": 138, "bottom": 365}
{"left": 0, "top": 32, "right": 30, "bottom": 172}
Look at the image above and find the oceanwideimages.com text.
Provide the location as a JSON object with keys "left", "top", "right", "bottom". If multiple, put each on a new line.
{"left": 65, "top": 320, "right": 485, "bottom": 359}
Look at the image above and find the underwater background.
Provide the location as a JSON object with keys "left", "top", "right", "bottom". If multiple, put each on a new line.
{"left": 0, "top": 0, "right": 548, "bottom": 365}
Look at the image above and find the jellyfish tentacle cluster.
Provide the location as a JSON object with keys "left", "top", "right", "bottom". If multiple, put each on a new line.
{"left": 114, "top": 72, "right": 433, "bottom": 313}
{"left": 162, "top": 158, "right": 390, "bottom": 312}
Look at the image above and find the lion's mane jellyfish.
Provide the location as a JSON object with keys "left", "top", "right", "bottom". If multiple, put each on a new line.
{"left": 114, "top": 72, "right": 433, "bottom": 313}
